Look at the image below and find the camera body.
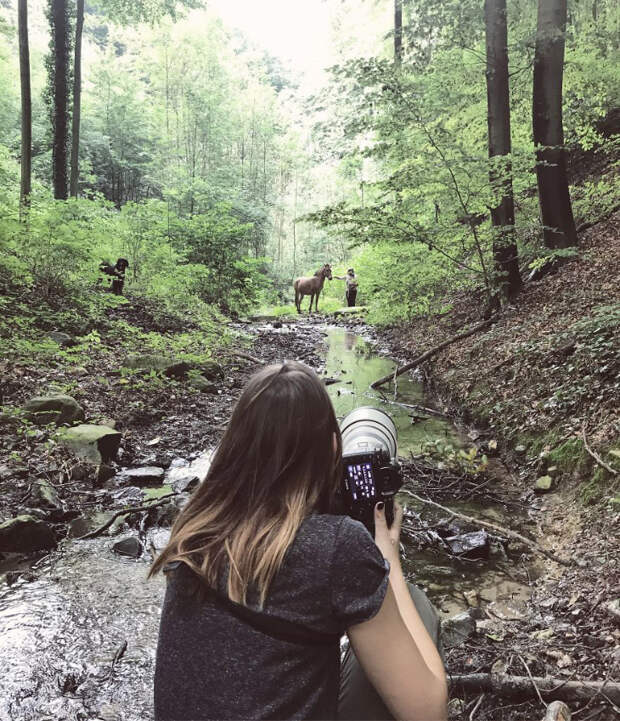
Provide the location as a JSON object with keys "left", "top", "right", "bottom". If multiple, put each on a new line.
{"left": 339, "top": 407, "right": 403, "bottom": 533}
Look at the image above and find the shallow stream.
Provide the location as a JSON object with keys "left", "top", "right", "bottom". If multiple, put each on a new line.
{"left": 0, "top": 325, "right": 535, "bottom": 720}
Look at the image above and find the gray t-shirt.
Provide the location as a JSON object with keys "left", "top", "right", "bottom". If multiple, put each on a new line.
{"left": 154, "top": 514, "right": 389, "bottom": 720}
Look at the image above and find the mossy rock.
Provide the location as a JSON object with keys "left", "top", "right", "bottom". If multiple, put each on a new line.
{"left": 58, "top": 424, "right": 121, "bottom": 464}
{"left": 535, "top": 475, "right": 554, "bottom": 492}
{"left": 0, "top": 515, "right": 56, "bottom": 552}
{"left": 23, "top": 394, "right": 85, "bottom": 426}
{"left": 189, "top": 375, "right": 218, "bottom": 393}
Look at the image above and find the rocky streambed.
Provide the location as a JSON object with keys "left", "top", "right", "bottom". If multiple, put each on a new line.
{"left": 0, "top": 317, "right": 617, "bottom": 721}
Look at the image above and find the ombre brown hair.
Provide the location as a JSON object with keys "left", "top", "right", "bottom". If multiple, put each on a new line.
{"left": 150, "top": 360, "right": 342, "bottom": 605}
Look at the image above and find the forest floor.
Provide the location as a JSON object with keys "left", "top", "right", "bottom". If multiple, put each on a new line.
{"left": 0, "top": 216, "right": 618, "bottom": 721}
{"left": 377, "top": 211, "right": 620, "bottom": 721}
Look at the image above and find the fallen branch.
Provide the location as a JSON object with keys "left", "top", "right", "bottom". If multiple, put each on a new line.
{"left": 582, "top": 424, "right": 618, "bottom": 476}
{"left": 76, "top": 493, "right": 177, "bottom": 540}
{"left": 371, "top": 316, "right": 498, "bottom": 389}
{"left": 375, "top": 395, "right": 447, "bottom": 418}
{"left": 450, "top": 673, "right": 620, "bottom": 705}
{"left": 232, "top": 350, "right": 265, "bottom": 365}
{"left": 402, "top": 490, "right": 573, "bottom": 567}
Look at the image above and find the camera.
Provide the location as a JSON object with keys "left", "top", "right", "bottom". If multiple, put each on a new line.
{"left": 339, "top": 407, "right": 403, "bottom": 533}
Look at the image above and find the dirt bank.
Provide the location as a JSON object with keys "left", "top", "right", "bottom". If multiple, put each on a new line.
{"left": 376, "top": 212, "right": 620, "bottom": 721}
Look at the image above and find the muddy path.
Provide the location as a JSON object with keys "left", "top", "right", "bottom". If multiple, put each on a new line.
{"left": 0, "top": 316, "right": 617, "bottom": 721}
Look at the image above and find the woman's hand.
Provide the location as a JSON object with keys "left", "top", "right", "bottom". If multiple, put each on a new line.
{"left": 374, "top": 501, "right": 403, "bottom": 568}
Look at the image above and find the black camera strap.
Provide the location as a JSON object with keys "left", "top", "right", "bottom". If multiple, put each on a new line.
{"left": 164, "top": 561, "right": 341, "bottom": 648}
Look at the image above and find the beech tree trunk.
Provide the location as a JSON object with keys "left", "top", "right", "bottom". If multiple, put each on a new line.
{"left": 50, "top": 0, "right": 70, "bottom": 200}
{"left": 18, "top": 0, "right": 32, "bottom": 213}
{"left": 70, "top": 0, "right": 84, "bottom": 197}
{"left": 533, "top": 0, "right": 577, "bottom": 248}
{"left": 394, "top": 0, "right": 403, "bottom": 65}
{"left": 485, "top": 0, "right": 522, "bottom": 299}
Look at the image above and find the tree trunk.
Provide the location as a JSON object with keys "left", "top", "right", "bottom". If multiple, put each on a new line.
{"left": 50, "top": 0, "right": 70, "bottom": 200}
{"left": 18, "top": 0, "right": 32, "bottom": 214}
{"left": 485, "top": 0, "right": 522, "bottom": 299}
{"left": 532, "top": 0, "right": 577, "bottom": 248}
{"left": 70, "top": 0, "right": 84, "bottom": 197}
{"left": 394, "top": 0, "right": 403, "bottom": 65}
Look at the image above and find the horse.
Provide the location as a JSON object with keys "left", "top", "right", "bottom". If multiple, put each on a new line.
{"left": 293, "top": 264, "right": 332, "bottom": 313}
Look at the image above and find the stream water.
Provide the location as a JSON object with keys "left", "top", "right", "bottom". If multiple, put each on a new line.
{"left": 0, "top": 325, "right": 534, "bottom": 720}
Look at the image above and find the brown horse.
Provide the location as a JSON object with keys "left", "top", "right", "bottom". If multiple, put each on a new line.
{"left": 294, "top": 264, "right": 332, "bottom": 313}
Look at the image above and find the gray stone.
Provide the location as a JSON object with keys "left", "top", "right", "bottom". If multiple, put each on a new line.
{"left": 117, "top": 466, "right": 165, "bottom": 486}
{"left": 59, "top": 424, "right": 122, "bottom": 464}
{"left": 112, "top": 536, "right": 142, "bottom": 558}
{"left": 47, "top": 331, "right": 75, "bottom": 347}
{"left": 31, "top": 479, "right": 61, "bottom": 509}
{"left": 0, "top": 515, "right": 56, "bottom": 552}
{"left": 445, "top": 530, "right": 490, "bottom": 559}
{"left": 23, "top": 394, "right": 85, "bottom": 426}
{"left": 515, "top": 444, "right": 527, "bottom": 454}
{"left": 171, "top": 474, "right": 200, "bottom": 494}
{"left": 189, "top": 375, "right": 217, "bottom": 393}
{"left": 442, "top": 611, "right": 476, "bottom": 648}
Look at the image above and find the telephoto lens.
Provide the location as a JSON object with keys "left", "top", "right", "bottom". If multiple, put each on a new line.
{"left": 339, "top": 407, "right": 402, "bottom": 532}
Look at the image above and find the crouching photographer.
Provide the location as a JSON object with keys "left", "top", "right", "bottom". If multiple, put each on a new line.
{"left": 150, "top": 361, "right": 447, "bottom": 721}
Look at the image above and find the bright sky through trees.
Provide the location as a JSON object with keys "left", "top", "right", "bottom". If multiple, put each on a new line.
{"left": 210, "top": 0, "right": 331, "bottom": 80}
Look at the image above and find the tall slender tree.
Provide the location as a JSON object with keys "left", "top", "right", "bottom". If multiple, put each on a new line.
{"left": 484, "top": 0, "right": 521, "bottom": 299}
{"left": 18, "top": 0, "right": 32, "bottom": 214}
{"left": 48, "top": 0, "right": 71, "bottom": 200}
{"left": 532, "top": 0, "right": 577, "bottom": 248}
{"left": 70, "top": 0, "right": 84, "bottom": 197}
{"left": 394, "top": 0, "right": 403, "bottom": 65}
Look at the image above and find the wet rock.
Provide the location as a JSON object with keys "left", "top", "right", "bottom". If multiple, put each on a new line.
{"left": 31, "top": 479, "right": 61, "bottom": 509}
{"left": 0, "top": 515, "right": 56, "bottom": 552}
{"left": 445, "top": 530, "right": 490, "bottom": 559}
{"left": 117, "top": 466, "right": 165, "bottom": 486}
{"left": 59, "top": 424, "right": 122, "bottom": 464}
{"left": 442, "top": 611, "right": 476, "bottom": 648}
{"left": 46, "top": 331, "right": 75, "bottom": 347}
{"left": 189, "top": 375, "right": 218, "bottom": 393}
{"left": 97, "top": 464, "right": 116, "bottom": 483}
{"left": 171, "top": 474, "right": 200, "bottom": 494}
{"left": 323, "top": 377, "right": 340, "bottom": 386}
{"left": 113, "top": 536, "right": 143, "bottom": 558}
{"left": 23, "top": 394, "right": 85, "bottom": 426}
{"left": 535, "top": 475, "right": 554, "bottom": 492}
{"left": 273, "top": 321, "right": 283, "bottom": 329}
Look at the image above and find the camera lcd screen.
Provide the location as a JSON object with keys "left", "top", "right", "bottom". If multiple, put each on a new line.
{"left": 346, "top": 461, "right": 377, "bottom": 501}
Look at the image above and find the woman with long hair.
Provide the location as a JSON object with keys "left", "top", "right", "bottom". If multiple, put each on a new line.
{"left": 151, "top": 361, "right": 446, "bottom": 721}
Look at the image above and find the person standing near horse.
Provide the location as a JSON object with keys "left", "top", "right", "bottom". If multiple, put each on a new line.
{"left": 335, "top": 268, "right": 358, "bottom": 307}
{"left": 294, "top": 264, "right": 332, "bottom": 314}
